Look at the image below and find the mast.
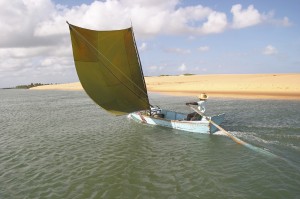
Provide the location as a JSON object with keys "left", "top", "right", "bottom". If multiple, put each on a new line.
{"left": 130, "top": 26, "right": 150, "bottom": 108}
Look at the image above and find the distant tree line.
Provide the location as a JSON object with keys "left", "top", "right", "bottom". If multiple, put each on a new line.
{"left": 159, "top": 74, "right": 171, "bottom": 77}
{"left": 159, "top": 73, "right": 195, "bottom": 77}
{"left": 15, "top": 83, "right": 52, "bottom": 89}
{"left": 182, "top": 73, "right": 195, "bottom": 76}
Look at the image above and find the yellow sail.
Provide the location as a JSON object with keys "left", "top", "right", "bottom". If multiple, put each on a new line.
{"left": 68, "top": 23, "right": 150, "bottom": 115}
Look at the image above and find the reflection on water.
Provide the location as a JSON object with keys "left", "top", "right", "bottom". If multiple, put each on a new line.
{"left": 0, "top": 90, "right": 299, "bottom": 198}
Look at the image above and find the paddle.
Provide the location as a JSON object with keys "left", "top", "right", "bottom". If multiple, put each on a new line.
{"left": 188, "top": 105, "right": 278, "bottom": 157}
{"left": 188, "top": 105, "right": 244, "bottom": 144}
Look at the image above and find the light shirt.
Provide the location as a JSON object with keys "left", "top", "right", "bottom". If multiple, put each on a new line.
{"left": 197, "top": 100, "right": 206, "bottom": 113}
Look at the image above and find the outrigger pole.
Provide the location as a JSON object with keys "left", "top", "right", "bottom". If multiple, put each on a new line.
{"left": 188, "top": 105, "right": 277, "bottom": 158}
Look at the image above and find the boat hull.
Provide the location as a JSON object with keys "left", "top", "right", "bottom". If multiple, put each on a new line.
{"left": 128, "top": 110, "right": 225, "bottom": 134}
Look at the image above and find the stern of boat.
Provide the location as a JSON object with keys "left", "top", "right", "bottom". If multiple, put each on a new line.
{"left": 210, "top": 113, "right": 225, "bottom": 134}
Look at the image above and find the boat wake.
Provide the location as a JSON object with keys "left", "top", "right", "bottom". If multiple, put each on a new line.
{"left": 228, "top": 131, "right": 300, "bottom": 152}
{"left": 213, "top": 129, "right": 300, "bottom": 173}
{"left": 214, "top": 130, "right": 279, "bottom": 158}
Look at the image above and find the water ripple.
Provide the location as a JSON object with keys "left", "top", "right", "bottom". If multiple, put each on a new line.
{"left": 0, "top": 90, "right": 299, "bottom": 198}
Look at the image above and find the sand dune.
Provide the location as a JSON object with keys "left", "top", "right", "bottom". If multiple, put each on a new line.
{"left": 145, "top": 74, "right": 300, "bottom": 99}
{"left": 31, "top": 73, "right": 300, "bottom": 99}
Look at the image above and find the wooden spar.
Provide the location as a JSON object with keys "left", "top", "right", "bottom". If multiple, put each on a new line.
{"left": 188, "top": 105, "right": 278, "bottom": 158}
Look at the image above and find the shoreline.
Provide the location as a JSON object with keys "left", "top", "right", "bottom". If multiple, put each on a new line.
{"left": 148, "top": 90, "right": 300, "bottom": 100}
{"left": 30, "top": 73, "right": 300, "bottom": 100}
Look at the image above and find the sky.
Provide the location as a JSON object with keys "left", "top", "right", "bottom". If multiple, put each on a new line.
{"left": 0, "top": 0, "right": 299, "bottom": 88}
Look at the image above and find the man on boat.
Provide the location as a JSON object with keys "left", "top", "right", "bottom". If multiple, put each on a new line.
{"left": 186, "top": 93, "right": 208, "bottom": 121}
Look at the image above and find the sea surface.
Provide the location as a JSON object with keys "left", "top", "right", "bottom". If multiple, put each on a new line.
{"left": 0, "top": 89, "right": 299, "bottom": 199}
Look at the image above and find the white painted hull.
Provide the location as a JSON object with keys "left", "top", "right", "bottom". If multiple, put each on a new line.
{"left": 128, "top": 109, "right": 225, "bottom": 134}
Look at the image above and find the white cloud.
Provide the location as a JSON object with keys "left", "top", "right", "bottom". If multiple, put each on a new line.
{"left": 0, "top": 0, "right": 293, "bottom": 87}
{"left": 270, "top": 16, "right": 292, "bottom": 27}
{"left": 139, "top": 42, "right": 148, "bottom": 51}
{"left": 200, "top": 11, "right": 227, "bottom": 34}
{"left": 148, "top": 65, "right": 164, "bottom": 71}
{"left": 178, "top": 63, "right": 187, "bottom": 71}
{"left": 0, "top": 1, "right": 291, "bottom": 48}
{"left": 165, "top": 48, "right": 191, "bottom": 54}
{"left": 198, "top": 46, "right": 210, "bottom": 52}
{"left": 263, "top": 45, "right": 278, "bottom": 55}
{"left": 0, "top": 0, "right": 58, "bottom": 48}
{"left": 230, "top": 4, "right": 291, "bottom": 29}
{"left": 32, "top": 1, "right": 228, "bottom": 38}
{"left": 281, "top": 17, "right": 292, "bottom": 27}
{"left": 231, "top": 4, "right": 262, "bottom": 29}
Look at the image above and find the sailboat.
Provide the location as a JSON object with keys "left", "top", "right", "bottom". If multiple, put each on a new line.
{"left": 67, "top": 22, "right": 225, "bottom": 134}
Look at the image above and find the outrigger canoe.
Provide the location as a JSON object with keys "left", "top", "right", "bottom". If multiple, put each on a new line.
{"left": 67, "top": 22, "right": 225, "bottom": 134}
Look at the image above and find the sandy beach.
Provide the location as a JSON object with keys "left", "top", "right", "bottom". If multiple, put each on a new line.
{"left": 31, "top": 73, "right": 300, "bottom": 99}
{"left": 31, "top": 82, "right": 83, "bottom": 91}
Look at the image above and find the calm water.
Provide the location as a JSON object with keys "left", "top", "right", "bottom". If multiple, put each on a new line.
{"left": 0, "top": 90, "right": 299, "bottom": 199}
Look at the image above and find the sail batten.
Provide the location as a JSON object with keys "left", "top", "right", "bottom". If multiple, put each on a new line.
{"left": 68, "top": 23, "right": 150, "bottom": 115}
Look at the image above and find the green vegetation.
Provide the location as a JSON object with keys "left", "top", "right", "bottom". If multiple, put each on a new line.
{"left": 15, "top": 83, "right": 51, "bottom": 89}
{"left": 158, "top": 74, "right": 196, "bottom": 77}
{"left": 159, "top": 74, "right": 171, "bottom": 76}
{"left": 183, "top": 73, "right": 195, "bottom": 76}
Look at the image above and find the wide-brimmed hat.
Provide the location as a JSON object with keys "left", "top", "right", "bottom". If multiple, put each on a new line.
{"left": 198, "top": 93, "right": 208, "bottom": 100}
